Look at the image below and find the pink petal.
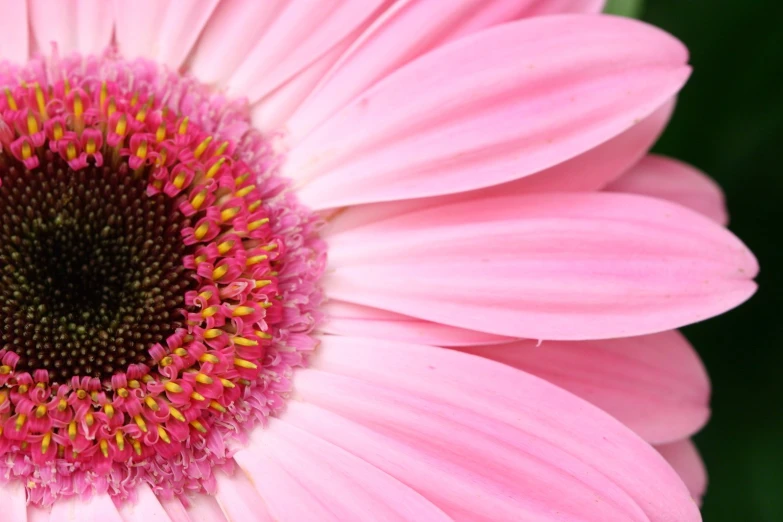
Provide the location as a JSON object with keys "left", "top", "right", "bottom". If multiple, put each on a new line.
{"left": 114, "top": 0, "right": 220, "bottom": 69}
{"left": 608, "top": 154, "right": 729, "bottom": 225}
{"left": 224, "top": 0, "right": 387, "bottom": 102}
{"left": 234, "top": 419, "right": 451, "bottom": 521}
{"left": 288, "top": 0, "right": 606, "bottom": 142}
{"left": 158, "top": 497, "right": 193, "bottom": 522}
{"left": 324, "top": 192, "right": 757, "bottom": 340}
{"left": 183, "top": 494, "right": 227, "bottom": 522}
{"left": 460, "top": 331, "right": 710, "bottom": 443}
{"left": 27, "top": 506, "right": 50, "bottom": 522}
{"left": 325, "top": 99, "right": 674, "bottom": 236}
{"left": 29, "top": 0, "right": 113, "bottom": 55}
{"left": 117, "top": 484, "right": 173, "bottom": 522}
{"left": 0, "top": 0, "right": 29, "bottom": 62}
{"left": 215, "top": 470, "right": 275, "bottom": 522}
{"left": 49, "top": 493, "right": 123, "bottom": 522}
{"left": 320, "top": 300, "right": 513, "bottom": 346}
{"left": 285, "top": 15, "right": 690, "bottom": 210}
{"left": 656, "top": 439, "right": 708, "bottom": 506}
{"left": 279, "top": 335, "right": 700, "bottom": 521}
{"left": 0, "top": 480, "right": 27, "bottom": 522}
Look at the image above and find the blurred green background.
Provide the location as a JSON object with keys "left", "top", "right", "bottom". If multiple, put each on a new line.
{"left": 608, "top": 1, "right": 783, "bottom": 520}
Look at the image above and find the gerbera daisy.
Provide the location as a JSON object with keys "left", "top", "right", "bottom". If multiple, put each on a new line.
{"left": 0, "top": 1, "right": 756, "bottom": 521}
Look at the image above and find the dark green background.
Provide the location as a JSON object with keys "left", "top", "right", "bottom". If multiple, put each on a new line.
{"left": 611, "top": 1, "right": 782, "bottom": 520}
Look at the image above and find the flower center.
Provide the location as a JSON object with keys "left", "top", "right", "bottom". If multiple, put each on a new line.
{"left": 0, "top": 156, "right": 193, "bottom": 381}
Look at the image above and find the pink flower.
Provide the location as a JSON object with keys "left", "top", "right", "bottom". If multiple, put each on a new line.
{"left": 0, "top": 1, "right": 755, "bottom": 521}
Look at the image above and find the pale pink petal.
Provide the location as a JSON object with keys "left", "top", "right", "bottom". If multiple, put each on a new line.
{"left": 325, "top": 192, "right": 757, "bottom": 340}
{"left": 0, "top": 0, "right": 29, "bottom": 62}
{"left": 225, "top": 0, "right": 388, "bottom": 102}
{"left": 320, "top": 300, "right": 513, "bottom": 346}
{"left": 285, "top": 15, "right": 690, "bottom": 210}
{"left": 27, "top": 506, "right": 50, "bottom": 522}
{"left": 158, "top": 498, "right": 192, "bottom": 522}
{"left": 0, "top": 480, "right": 27, "bottom": 522}
{"left": 279, "top": 335, "right": 700, "bottom": 521}
{"left": 114, "top": 0, "right": 219, "bottom": 69}
{"left": 49, "top": 493, "right": 123, "bottom": 522}
{"left": 215, "top": 470, "right": 275, "bottom": 522}
{"left": 656, "top": 439, "right": 708, "bottom": 505}
{"left": 116, "top": 484, "right": 173, "bottom": 522}
{"left": 460, "top": 331, "right": 710, "bottom": 443}
{"left": 234, "top": 420, "right": 451, "bottom": 521}
{"left": 608, "top": 154, "right": 729, "bottom": 225}
{"left": 325, "top": 99, "right": 674, "bottom": 236}
{"left": 288, "top": 0, "right": 606, "bottom": 142}
{"left": 183, "top": 494, "right": 227, "bottom": 522}
{"left": 29, "top": 0, "right": 113, "bottom": 55}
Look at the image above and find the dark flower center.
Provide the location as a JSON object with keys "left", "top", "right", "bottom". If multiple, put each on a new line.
{"left": 0, "top": 152, "right": 195, "bottom": 382}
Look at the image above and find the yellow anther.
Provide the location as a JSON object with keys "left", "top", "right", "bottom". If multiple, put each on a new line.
{"left": 34, "top": 83, "right": 47, "bottom": 116}
{"left": 212, "top": 264, "right": 229, "bottom": 280}
{"left": 235, "top": 184, "right": 256, "bottom": 198}
{"left": 248, "top": 201, "right": 262, "bottom": 212}
{"left": 0, "top": 392, "right": 6, "bottom": 404}
{"left": 104, "top": 404, "right": 114, "bottom": 418}
{"left": 164, "top": 381, "right": 183, "bottom": 394}
{"left": 0, "top": 365, "right": 10, "bottom": 375}
{"left": 203, "top": 328, "right": 223, "bottom": 339}
{"left": 190, "top": 420, "right": 207, "bottom": 433}
{"left": 85, "top": 412, "right": 94, "bottom": 426}
{"left": 107, "top": 96, "right": 117, "bottom": 117}
{"left": 209, "top": 400, "right": 226, "bottom": 413}
{"left": 85, "top": 138, "right": 97, "bottom": 155}
{"left": 254, "top": 279, "right": 272, "bottom": 289}
{"left": 68, "top": 421, "right": 77, "bottom": 440}
{"left": 132, "top": 439, "right": 142, "bottom": 456}
{"left": 64, "top": 78, "right": 71, "bottom": 95}
{"left": 91, "top": 391, "right": 100, "bottom": 402}
{"left": 155, "top": 147, "right": 168, "bottom": 167}
{"left": 173, "top": 170, "right": 188, "bottom": 190}
{"left": 130, "top": 91, "right": 139, "bottom": 107}
{"left": 160, "top": 355, "right": 174, "bottom": 367}
{"left": 100, "top": 439, "right": 109, "bottom": 458}
{"left": 174, "top": 347, "right": 189, "bottom": 357}
{"left": 145, "top": 396, "right": 159, "bottom": 411}
{"left": 158, "top": 426, "right": 171, "bottom": 444}
{"left": 235, "top": 172, "right": 250, "bottom": 186}
{"left": 134, "top": 415, "right": 147, "bottom": 433}
{"left": 248, "top": 217, "right": 270, "bottom": 231}
{"left": 220, "top": 206, "right": 241, "bottom": 222}
{"left": 135, "top": 106, "right": 148, "bottom": 122}
{"left": 41, "top": 432, "right": 52, "bottom": 454}
{"left": 194, "top": 222, "right": 210, "bottom": 240}
{"left": 233, "top": 358, "right": 258, "bottom": 370}
{"left": 214, "top": 140, "right": 229, "bottom": 156}
{"left": 201, "top": 305, "right": 220, "bottom": 318}
{"left": 65, "top": 142, "right": 77, "bottom": 161}
{"left": 233, "top": 337, "right": 258, "bottom": 347}
{"left": 15, "top": 414, "right": 26, "bottom": 431}
{"left": 232, "top": 306, "right": 255, "bottom": 317}
{"left": 220, "top": 378, "right": 236, "bottom": 389}
{"left": 206, "top": 157, "right": 226, "bottom": 179}
{"left": 191, "top": 391, "right": 206, "bottom": 402}
{"left": 217, "top": 240, "right": 235, "bottom": 255}
{"left": 178, "top": 117, "right": 189, "bottom": 135}
{"left": 117, "top": 387, "right": 129, "bottom": 398}
{"left": 195, "top": 255, "right": 207, "bottom": 265}
{"left": 53, "top": 122, "right": 64, "bottom": 141}
{"left": 4, "top": 88, "right": 17, "bottom": 110}
{"left": 21, "top": 141, "right": 33, "bottom": 161}
{"left": 18, "top": 384, "right": 29, "bottom": 393}
{"left": 100, "top": 81, "right": 108, "bottom": 110}
{"left": 254, "top": 331, "right": 273, "bottom": 340}
{"left": 194, "top": 136, "right": 213, "bottom": 159}
{"left": 195, "top": 373, "right": 213, "bottom": 385}
{"left": 191, "top": 189, "right": 207, "bottom": 210}
{"left": 36, "top": 382, "right": 46, "bottom": 389}
{"left": 156, "top": 123, "right": 167, "bottom": 142}
{"left": 115, "top": 114, "right": 128, "bottom": 136}
{"left": 27, "top": 111, "right": 39, "bottom": 135}
{"left": 115, "top": 431, "right": 125, "bottom": 451}
{"left": 35, "top": 404, "right": 47, "bottom": 418}
{"left": 169, "top": 406, "right": 186, "bottom": 422}
{"left": 246, "top": 254, "right": 268, "bottom": 266}
{"left": 129, "top": 380, "right": 140, "bottom": 389}
{"left": 135, "top": 139, "right": 148, "bottom": 160}
{"left": 199, "top": 353, "right": 220, "bottom": 364}
{"left": 73, "top": 92, "right": 84, "bottom": 119}
{"left": 58, "top": 399, "right": 68, "bottom": 411}
{"left": 261, "top": 301, "right": 274, "bottom": 309}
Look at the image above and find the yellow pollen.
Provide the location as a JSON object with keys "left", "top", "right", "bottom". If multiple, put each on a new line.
{"left": 42, "top": 433, "right": 52, "bottom": 454}
{"left": 206, "top": 157, "right": 226, "bottom": 178}
{"left": 195, "top": 373, "right": 213, "bottom": 385}
{"left": 116, "top": 432, "right": 125, "bottom": 451}
{"left": 58, "top": 399, "right": 68, "bottom": 411}
{"left": 0, "top": 366, "right": 10, "bottom": 375}
{"left": 85, "top": 412, "right": 94, "bottom": 426}
{"left": 4, "top": 88, "right": 17, "bottom": 110}
{"left": 220, "top": 206, "right": 241, "bottom": 222}
{"left": 191, "top": 391, "right": 206, "bottom": 402}
{"left": 233, "top": 358, "right": 258, "bottom": 370}
{"left": 104, "top": 404, "right": 114, "bottom": 418}
{"left": 158, "top": 426, "right": 171, "bottom": 444}
{"left": 232, "top": 306, "right": 255, "bottom": 317}
{"left": 136, "top": 139, "right": 148, "bottom": 160}
{"left": 233, "top": 336, "right": 258, "bottom": 347}
{"left": 235, "top": 172, "right": 250, "bottom": 185}
{"left": 248, "top": 200, "right": 262, "bottom": 212}
{"left": 64, "top": 79, "right": 71, "bottom": 96}
{"left": 178, "top": 117, "right": 189, "bottom": 135}
{"left": 173, "top": 170, "right": 188, "bottom": 190}
{"left": 195, "top": 255, "right": 207, "bottom": 264}
{"left": 194, "top": 222, "right": 210, "bottom": 240}
{"left": 169, "top": 407, "right": 186, "bottom": 422}
{"left": 135, "top": 106, "right": 148, "bottom": 122}
{"left": 14, "top": 415, "right": 26, "bottom": 431}
{"left": 261, "top": 301, "right": 274, "bottom": 309}
{"left": 100, "top": 82, "right": 108, "bottom": 110}
{"left": 246, "top": 254, "right": 268, "bottom": 266}
{"left": 34, "top": 83, "right": 47, "bottom": 116}
{"left": 235, "top": 185, "right": 256, "bottom": 198}
{"left": 129, "top": 380, "right": 140, "bottom": 389}
{"left": 100, "top": 439, "right": 109, "bottom": 458}
{"left": 134, "top": 415, "right": 147, "bottom": 433}
{"left": 174, "top": 347, "right": 189, "bottom": 357}
{"left": 130, "top": 92, "right": 139, "bottom": 107}
{"left": 191, "top": 190, "right": 208, "bottom": 210}
{"left": 202, "top": 305, "right": 220, "bottom": 318}
{"left": 68, "top": 421, "right": 77, "bottom": 440}
{"left": 115, "top": 114, "right": 128, "bottom": 136}
{"left": 132, "top": 439, "right": 142, "bottom": 456}
{"left": 18, "top": 384, "right": 29, "bottom": 393}
{"left": 220, "top": 378, "right": 236, "bottom": 388}
{"left": 194, "top": 136, "right": 213, "bottom": 159}
{"left": 254, "top": 330, "right": 273, "bottom": 340}
{"left": 212, "top": 264, "right": 229, "bottom": 280}
{"left": 145, "top": 396, "right": 159, "bottom": 411}
{"left": 117, "top": 387, "right": 129, "bottom": 398}
{"left": 164, "top": 381, "right": 184, "bottom": 393}
{"left": 156, "top": 123, "right": 167, "bottom": 142}
{"left": 190, "top": 420, "right": 208, "bottom": 433}
{"left": 210, "top": 400, "right": 227, "bottom": 413}
{"left": 217, "top": 240, "right": 235, "bottom": 255}
{"left": 214, "top": 141, "right": 229, "bottom": 156}
{"left": 35, "top": 404, "right": 47, "bottom": 418}
{"left": 161, "top": 357, "right": 173, "bottom": 367}
{"left": 254, "top": 279, "right": 272, "bottom": 289}
{"left": 156, "top": 148, "right": 168, "bottom": 167}
{"left": 65, "top": 142, "right": 77, "bottom": 161}
{"left": 27, "top": 111, "right": 39, "bottom": 134}
{"left": 21, "top": 141, "right": 33, "bottom": 160}
{"left": 73, "top": 92, "right": 84, "bottom": 118}
{"left": 200, "top": 353, "right": 220, "bottom": 364}
{"left": 248, "top": 217, "right": 270, "bottom": 231}
{"left": 91, "top": 391, "right": 100, "bottom": 401}
{"left": 203, "top": 329, "right": 223, "bottom": 339}
{"left": 85, "top": 138, "right": 97, "bottom": 155}
{"left": 107, "top": 97, "right": 117, "bottom": 117}
{"left": 53, "top": 122, "right": 64, "bottom": 140}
